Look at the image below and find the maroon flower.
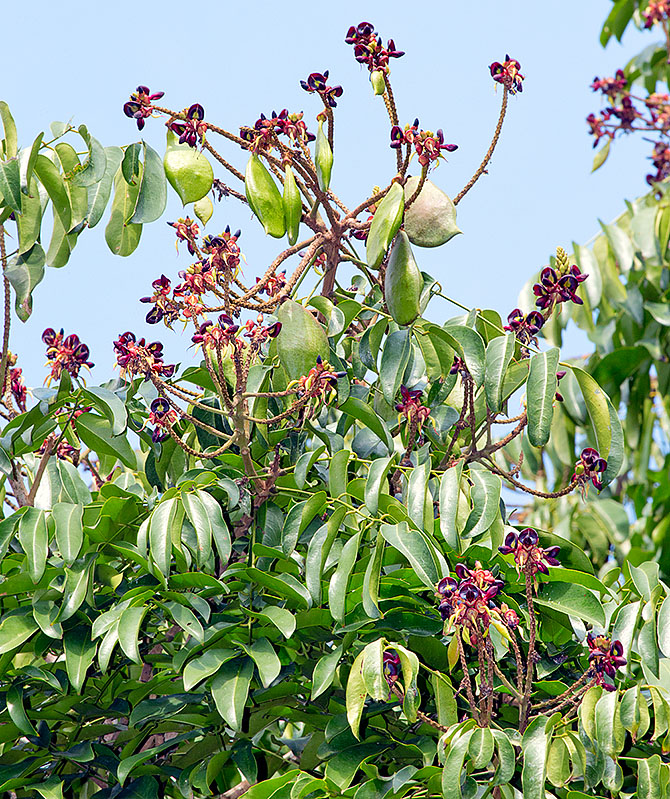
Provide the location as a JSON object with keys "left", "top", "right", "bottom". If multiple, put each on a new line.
{"left": 489, "top": 56, "right": 524, "bottom": 95}
{"left": 587, "top": 634, "right": 626, "bottom": 690}
{"left": 498, "top": 528, "right": 560, "bottom": 577}
{"left": 532, "top": 265, "right": 587, "bottom": 311}
{"left": 42, "top": 328, "right": 94, "bottom": 384}
{"left": 586, "top": 112, "right": 612, "bottom": 148}
{"left": 300, "top": 71, "right": 344, "bottom": 108}
{"left": 643, "top": 0, "right": 670, "bottom": 28}
{"left": 147, "top": 397, "right": 178, "bottom": 443}
{"left": 590, "top": 70, "right": 627, "bottom": 97}
{"left": 140, "top": 274, "right": 181, "bottom": 326}
{"left": 345, "top": 22, "right": 404, "bottom": 74}
{"left": 383, "top": 649, "right": 401, "bottom": 687}
{"left": 503, "top": 309, "right": 545, "bottom": 351}
{"left": 395, "top": 385, "right": 431, "bottom": 430}
{"left": 573, "top": 447, "right": 607, "bottom": 492}
{"left": 168, "top": 103, "right": 207, "bottom": 147}
{"left": 113, "top": 332, "right": 174, "bottom": 379}
{"left": 123, "top": 85, "right": 164, "bottom": 131}
{"left": 37, "top": 437, "right": 80, "bottom": 466}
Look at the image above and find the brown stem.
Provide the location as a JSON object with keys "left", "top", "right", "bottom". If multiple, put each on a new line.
{"left": 519, "top": 572, "right": 537, "bottom": 733}
{"left": 457, "top": 631, "right": 480, "bottom": 724}
{"left": 0, "top": 226, "right": 11, "bottom": 397}
{"left": 453, "top": 87, "right": 508, "bottom": 206}
{"left": 484, "top": 457, "right": 578, "bottom": 499}
{"left": 201, "top": 141, "right": 246, "bottom": 189}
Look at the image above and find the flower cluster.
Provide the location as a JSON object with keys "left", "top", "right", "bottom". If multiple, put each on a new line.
{"left": 590, "top": 70, "right": 627, "bottom": 98}
{"left": 436, "top": 562, "right": 517, "bottom": 646}
{"left": 240, "top": 110, "right": 315, "bottom": 151}
{"left": 532, "top": 265, "right": 587, "bottom": 310}
{"left": 123, "top": 86, "right": 164, "bottom": 131}
{"left": 113, "top": 333, "right": 175, "bottom": 379}
{"left": 146, "top": 397, "right": 179, "bottom": 443}
{"left": 395, "top": 385, "right": 431, "bottom": 431}
{"left": 489, "top": 56, "right": 524, "bottom": 95}
{"left": 256, "top": 270, "right": 286, "bottom": 298}
{"left": 498, "top": 528, "right": 560, "bottom": 577}
{"left": 168, "top": 103, "right": 206, "bottom": 147}
{"left": 390, "top": 119, "right": 458, "bottom": 168}
{"left": 168, "top": 217, "right": 200, "bottom": 255}
{"left": 37, "top": 437, "right": 79, "bottom": 465}
{"left": 643, "top": 0, "right": 670, "bottom": 28}
{"left": 586, "top": 634, "right": 626, "bottom": 690}
{"left": 42, "top": 329, "right": 94, "bottom": 385}
{"left": 573, "top": 447, "right": 607, "bottom": 493}
{"left": 450, "top": 356, "right": 470, "bottom": 378}
{"left": 5, "top": 353, "right": 27, "bottom": 412}
{"left": 300, "top": 72, "right": 343, "bottom": 108}
{"left": 503, "top": 309, "right": 544, "bottom": 348}
{"left": 289, "top": 356, "right": 345, "bottom": 410}
{"left": 344, "top": 22, "right": 404, "bottom": 74}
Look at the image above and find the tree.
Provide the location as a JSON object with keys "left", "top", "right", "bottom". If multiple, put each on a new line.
{"left": 0, "top": 11, "right": 669, "bottom": 799}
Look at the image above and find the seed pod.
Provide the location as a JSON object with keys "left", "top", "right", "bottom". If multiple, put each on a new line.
{"left": 370, "top": 70, "right": 386, "bottom": 96}
{"left": 194, "top": 196, "right": 213, "bottom": 227}
{"left": 403, "top": 177, "right": 461, "bottom": 248}
{"left": 283, "top": 165, "right": 302, "bottom": 246}
{"left": 366, "top": 181, "right": 404, "bottom": 269}
{"left": 384, "top": 231, "right": 422, "bottom": 326}
{"left": 245, "top": 154, "right": 286, "bottom": 238}
{"left": 315, "top": 119, "right": 333, "bottom": 193}
{"left": 276, "top": 299, "right": 329, "bottom": 380}
{"left": 164, "top": 130, "right": 213, "bottom": 205}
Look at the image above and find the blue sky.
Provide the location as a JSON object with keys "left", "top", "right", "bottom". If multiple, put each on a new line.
{"left": 6, "top": 0, "right": 655, "bottom": 388}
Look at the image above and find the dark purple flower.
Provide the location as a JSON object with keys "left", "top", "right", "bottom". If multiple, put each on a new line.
{"left": 169, "top": 103, "right": 207, "bottom": 147}
{"left": 42, "top": 328, "right": 94, "bottom": 384}
{"left": 345, "top": 22, "right": 404, "bottom": 73}
{"left": 587, "top": 634, "right": 626, "bottom": 689}
{"left": 300, "top": 71, "right": 344, "bottom": 108}
{"left": 383, "top": 649, "right": 401, "bottom": 686}
{"left": 498, "top": 528, "right": 560, "bottom": 576}
{"left": 573, "top": 447, "right": 607, "bottom": 492}
{"left": 123, "top": 85, "right": 164, "bottom": 130}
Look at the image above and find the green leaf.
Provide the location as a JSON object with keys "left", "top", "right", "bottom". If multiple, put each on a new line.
{"left": 346, "top": 649, "right": 367, "bottom": 739}
{"left": 328, "top": 532, "right": 360, "bottom": 623}
{"left": 432, "top": 673, "right": 458, "bottom": 728}
{"left": 70, "top": 126, "right": 107, "bottom": 188}
{"left": 242, "top": 638, "right": 281, "bottom": 688}
{"left": 362, "top": 531, "right": 384, "bottom": 619}
{"left": 305, "top": 506, "right": 345, "bottom": 604}
{"left": 595, "top": 689, "right": 625, "bottom": 757}
{"left": 22, "top": 131, "right": 44, "bottom": 193}
{"left": 485, "top": 333, "right": 516, "bottom": 413}
{"left": 75, "top": 413, "right": 136, "bottom": 468}
{"left": 122, "top": 142, "right": 142, "bottom": 185}
{"left": 339, "top": 396, "right": 393, "bottom": 454}
{"left": 527, "top": 348, "right": 559, "bottom": 447}
{"left": 105, "top": 167, "right": 142, "bottom": 256}
{"left": 81, "top": 386, "right": 127, "bottom": 435}
{"left": 492, "top": 730, "right": 516, "bottom": 785}
{"left": 637, "top": 754, "right": 663, "bottom": 799}
{"left": 165, "top": 601, "right": 204, "bottom": 643}
{"left": 87, "top": 146, "right": 123, "bottom": 228}
{"left": 211, "top": 657, "right": 253, "bottom": 731}
{"left": 546, "top": 738, "right": 570, "bottom": 788}
{"left": 118, "top": 605, "right": 148, "bottom": 664}
{"left": 359, "top": 317, "right": 387, "bottom": 371}
{"left": 380, "top": 329, "right": 411, "bottom": 404}
{"left": 395, "top": 643, "right": 420, "bottom": 722}
{"left": 361, "top": 638, "right": 386, "bottom": 700}
{"left": 600, "top": 219, "right": 634, "bottom": 274}
{"left": 148, "top": 497, "right": 180, "bottom": 576}
{"left": 0, "top": 101, "right": 18, "bottom": 158}
{"left": 658, "top": 595, "right": 670, "bottom": 657}
{"left": 0, "top": 610, "right": 38, "bottom": 654}
{"left": 64, "top": 627, "right": 96, "bottom": 692}
{"left": 533, "top": 582, "right": 606, "bottom": 627}
{"left": 645, "top": 301, "right": 670, "bottom": 325}
{"left": 258, "top": 606, "right": 296, "bottom": 639}
{"left": 5, "top": 243, "right": 45, "bottom": 321}
{"left": 380, "top": 522, "right": 439, "bottom": 589}
{"left": 58, "top": 554, "right": 95, "bottom": 622}
{"left": 365, "top": 454, "right": 396, "bottom": 515}
{"left": 282, "top": 491, "right": 327, "bottom": 556}
{"left": 182, "top": 648, "right": 237, "bottom": 691}
{"left": 442, "top": 727, "right": 475, "bottom": 799}
{"left": 571, "top": 366, "right": 612, "bottom": 460}
{"left": 6, "top": 685, "right": 35, "bottom": 735}
{"left": 521, "top": 715, "right": 559, "bottom": 799}
{"left": 295, "top": 445, "right": 326, "bottom": 489}
{"left": 406, "top": 460, "right": 430, "bottom": 532}
{"left": 441, "top": 324, "right": 486, "bottom": 387}
{"left": 439, "top": 461, "right": 463, "bottom": 551}
{"left": 18, "top": 507, "right": 48, "bottom": 583}
{"left": 462, "top": 467, "right": 501, "bottom": 539}
{"left": 16, "top": 178, "right": 43, "bottom": 254}
{"left": 469, "top": 727, "right": 494, "bottom": 769}
{"left": 33, "top": 777, "right": 63, "bottom": 799}
{"left": 129, "top": 142, "right": 167, "bottom": 223}
{"left": 0, "top": 156, "right": 22, "bottom": 212}
{"left": 34, "top": 153, "right": 71, "bottom": 231}
{"left": 312, "top": 645, "right": 342, "bottom": 699}
{"left": 246, "top": 567, "right": 311, "bottom": 608}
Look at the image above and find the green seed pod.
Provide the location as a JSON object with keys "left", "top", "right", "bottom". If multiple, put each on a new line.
{"left": 366, "top": 181, "right": 405, "bottom": 269}
{"left": 283, "top": 165, "right": 301, "bottom": 246}
{"left": 276, "top": 299, "right": 329, "bottom": 380}
{"left": 384, "top": 231, "right": 422, "bottom": 326}
{"left": 245, "top": 153, "right": 286, "bottom": 238}
{"left": 315, "top": 119, "right": 333, "bottom": 193}
{"left": 370, "top": 70, "right": 386, "bottom": 96}
{"left": 194, "top": 196, "right": 213, "bottom": 227}
{"left": 403, "top": 177, "right": 462, "bottom": 248}
{"left": 164, "top": 130, "right": 214, "bottom": 205}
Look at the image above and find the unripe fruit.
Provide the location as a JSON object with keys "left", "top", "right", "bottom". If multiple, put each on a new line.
{"left": 283, "top": 165, "right": 301, "bottom": 246}
{"left": 245, "top": 154, "right": 286, "bottom": 238}
{"left": 315, "top": 119, "right": 333, "bottom": 193}
{"left": 403, "top": 177, "right": 461, "bottom": 248}
{"left": 384, "top": 231, "right": 422, "bottom": 326}
{"left": 276, "top": 299, "right": 329, "bottom": 380}
{"left": 371, "top": 70, "right": 386, "bottom": 95}
{"left": 366, "top": 181, "right": 404, "bottom": 269}
{"left": 164, "top": 130, "right": 213, "bottom": 205}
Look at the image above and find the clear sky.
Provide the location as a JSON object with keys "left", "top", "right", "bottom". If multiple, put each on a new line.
{"left": 5, "top": 0, "right": 655, "bottom": 388}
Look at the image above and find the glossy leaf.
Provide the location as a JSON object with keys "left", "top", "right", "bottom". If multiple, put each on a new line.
{"left": 485, "top": 333, "right": 516, "bottom": 413}
{"left": 527, "top": 348, "right": 559, "bottom": 447}
{"left": 129, "top": 141, "right": 167, "bottom": 224}
{"left": 105, "top": 167, "right": 142, "bottom": 256}
{"left": 212, "top": 657, "right": 253, "bottom": 731}
{"left": 380, "top": 329, "right": 411, "bottom": 405}
{"left": 18, "top": 507, "right": 48, "bottom": 584}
